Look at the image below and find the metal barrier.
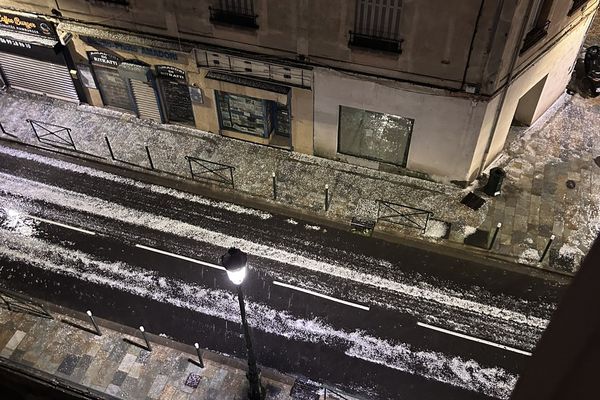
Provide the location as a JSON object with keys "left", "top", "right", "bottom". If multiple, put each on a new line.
{"left": 0, "top": 122, "right": 17, "bottom": 139}
{"left": 185, "top": 155, "right": 235, "bottom": 188}
{"left": 0, "top": 287, "right": 53, "bottom": 319}
{"left": 27, "top": 119, "right": 76, "bottom": 151}
{"left": 377, "top": 200, "right": 432, "bottom": 234}
{"left": 324, "top": 387, "right": 351, "bottom": 399}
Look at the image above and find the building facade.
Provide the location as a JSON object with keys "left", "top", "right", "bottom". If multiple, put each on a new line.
{"left": 0, "top": 0, "right": 597, "bottom": 184}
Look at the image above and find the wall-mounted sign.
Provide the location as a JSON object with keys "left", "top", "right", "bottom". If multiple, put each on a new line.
{"left": 118, "top": 61, "right": 152, "bottom": 82}
{"left": 189, "top": 86, "right": 203, "bottom": 104}
{"left": 88, "top": 51, "right": 121, "bottom": 67}
{"left": 81, "top": 36, "right": 179, "bottom": 61}
{"left": 0, "top": 12, "right": 57, "bottom": 38}
{"left": 0, "top": 36, "right": 64, "bottom": 64}
{"left": 156, "top": 65, "right": 186, "bottom": 81}
{"left": 77, "top": 64, "right": 96, "bottom": 89}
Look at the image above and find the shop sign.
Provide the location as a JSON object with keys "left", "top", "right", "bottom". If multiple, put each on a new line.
{"left": 81, "top": 35, "right": 179, "bottom": 61}
{"left": 0, "top": 36, "right": 64, "bottom": 64}
{"left": 0, "top": 12, "right": 57, "bottom": 38}
{"left": 156, "top": 65, "right": 185, "bottom": 81}
{"left": 117, "top": 61, "right": 153, "bottom": 82}
{"left": 88, "top": 51, "right": 121, "bottom": 67}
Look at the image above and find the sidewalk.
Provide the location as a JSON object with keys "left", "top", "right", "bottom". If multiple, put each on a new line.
{"left": 0, "top": 292, "right": 308, "bottom": 400}
{"left": 0, "top": 88, "right": 599, "bottom": 275}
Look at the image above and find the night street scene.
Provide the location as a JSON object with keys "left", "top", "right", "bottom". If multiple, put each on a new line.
{"left": 0, "top": 1, "right": 599, "bottom": 400}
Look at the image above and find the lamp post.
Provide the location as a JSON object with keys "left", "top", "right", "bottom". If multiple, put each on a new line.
{"left": 221, "top": 247, "right": 264, "bottom": 400}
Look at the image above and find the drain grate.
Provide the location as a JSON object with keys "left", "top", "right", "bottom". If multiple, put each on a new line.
{"left": 461, "top": 192, "right": 486, "bottom": 210}
{"left": 566, "top": 180, "right": 576, "bottom": 189}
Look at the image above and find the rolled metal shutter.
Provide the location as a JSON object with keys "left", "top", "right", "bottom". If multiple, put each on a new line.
{"left": 0, "top": 52, "right": 79, "bottom": 102}
{"left": 129, "top": 79, "right": 162, "bottom": 122}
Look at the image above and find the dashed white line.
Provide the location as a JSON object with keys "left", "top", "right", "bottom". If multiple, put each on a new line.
{"left": 135, "top": 244, "right": 225, "bottom": 271}
{"left": 273, "top": 281, "right": 370, "bottom": 311}
{"left": 28, "top": 215, "right": 96, "bottom": 236}
{"left": 417, "top": 322, "right": 532, "bottom": 356}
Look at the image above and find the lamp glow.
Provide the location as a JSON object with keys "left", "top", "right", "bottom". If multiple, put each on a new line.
{"left": 226, "top": 266, "right": 247, "bottom": 285}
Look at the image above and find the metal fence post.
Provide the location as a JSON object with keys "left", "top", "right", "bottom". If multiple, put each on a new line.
{"left": 539, "top": 234, "right": 556, "bottom": 262}
{"left": 488, "top": 222, "right": 502, "bottom": 250}
{"left": 272, "top": 172, "right": 277, "bottom": 200}
{"left": 65, "top": 128, "right": 76, "bottom": 151}
{"left": 145, "top": 146, "right": 154, "bottom": 170}
{"left": 325, "top": 184, "right": 330, "bottom": 211}
{"left": 105, "top": 136, "right": 115, "bottom": 160}
{"left": 194, "top": 343, "right": 204, "bottom": 368}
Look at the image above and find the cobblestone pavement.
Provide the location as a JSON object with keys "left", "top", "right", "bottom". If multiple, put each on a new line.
{"left": 0, "top": 86, "right": 598, "bottom": 275}
{"left": 0, "top": 302, "right": 297, "bottom": 400}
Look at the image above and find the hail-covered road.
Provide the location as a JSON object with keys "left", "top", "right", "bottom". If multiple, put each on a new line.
{"left": 0, "top": 144, "right": 564, "bottom": 400}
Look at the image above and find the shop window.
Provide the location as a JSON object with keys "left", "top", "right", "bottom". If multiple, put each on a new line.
{"left": 216, "top": 91, "right": 290, "bottom": 138}
{"left": 338, "top": 105, "right": 413, "bottom": 167}
{"left": 350, "top": 0, "right": 403, "bottom": 53}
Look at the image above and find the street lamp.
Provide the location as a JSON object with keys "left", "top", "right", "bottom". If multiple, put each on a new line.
{"left": 221, "top": 247, "right": 265, "bottom": 400}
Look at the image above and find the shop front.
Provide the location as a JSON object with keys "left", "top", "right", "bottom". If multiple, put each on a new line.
{"left": 0, "top": 11, "right": 82, "bottom": 102}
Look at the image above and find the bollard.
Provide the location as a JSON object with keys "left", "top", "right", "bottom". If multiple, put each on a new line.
{"left": 539, "top": 234, "right": 555, "bottom": 262}
{"left": 272, "top": 172, "right": 277, "bottom": 200}
{"left": 488, "top": 222, "right": 502, "bottom": 250}
{"left": 194, "top": 343, "right": 204, "bottom": 368}
{"left": 325, "top": 184, "right": 330, "bottom": 211}
{"left": 139, "top": 326, "right": 152, "bottom": 351}
{"left": 105, "top": 136, "right": 115, "bottom": 160}
{"left": 145, "top": 146, "right": 154, "bottom": 170}
{"left": 86, "top": 310, "right": 101, "bottom": 336}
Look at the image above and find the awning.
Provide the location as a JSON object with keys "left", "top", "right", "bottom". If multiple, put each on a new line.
{"left": 205, "top": 71, "right": 290, "bottom": 95}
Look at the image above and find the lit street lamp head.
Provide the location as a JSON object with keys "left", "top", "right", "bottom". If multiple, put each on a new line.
{"left": 221, "top": 247, "right": 248, "bottom": 285}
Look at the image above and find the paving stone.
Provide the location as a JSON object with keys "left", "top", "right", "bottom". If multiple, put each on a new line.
{"left": 57, "top": 354, "right": 80, "bottom": 376}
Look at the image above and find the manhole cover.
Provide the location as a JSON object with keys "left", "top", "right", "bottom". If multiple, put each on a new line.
{"left": 566, "top": 180, "right": 576, "bottom": 189}
{"left": 594, "top": 156, "right": 600, "bottom": 168}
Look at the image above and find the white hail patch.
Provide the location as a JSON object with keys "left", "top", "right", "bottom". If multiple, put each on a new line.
{"left": 0, "top": 173, "right": 549, "bottom": 331}
{"left": 0, "top": 230, "right": 517, "bottom": 399}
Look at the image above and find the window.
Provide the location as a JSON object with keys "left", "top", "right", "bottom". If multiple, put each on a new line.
{"left": 521, "top": 0, "right": 553, "bottom": 53}
{"left": 568, "top": 0, "right": 588, "bottom": 16}
{"left": 215, "top": 91, "right": 289, "bottom": 138}
{"left": 209, "top": 0, "right": 258, "bottom": 28}
{"left": 338, "top": 105, "right": 413, "bottom": 167}
{"left": 349, "top": 0, "right": 403, "bottom": 53}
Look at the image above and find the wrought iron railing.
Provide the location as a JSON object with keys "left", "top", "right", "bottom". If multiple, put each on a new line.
{"left": 376, "top": 200, "right": 432, "bottom": 233}
{"left": 209, "top": 7, "right": 258, "bottom": 28}
{"left": 349, "top": 31, "right": 403, "bottom": 53}
{"left": 0, "top": 287, "right": 53, "bottom": 319}
{"left": 520, "top": 20, "right": 550, "bottom": 54}
{"left": 185, "top": 155, "right": 235, "bottom": 187}
{"left": 27, "top": 119, "right": 76, "bottom": 150}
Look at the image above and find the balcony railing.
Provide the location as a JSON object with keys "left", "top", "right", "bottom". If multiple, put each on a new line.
{"left": 349, "top": 31, "right": 403, "bottom": 54}
{"left": 568, "top": 0, "right": 588, "bottom": 16}
{"left": 209, "top": 7, "right": 258, "bottom": 29}
{"left": 520, "top": 20, "right": 550, "bottom": 54}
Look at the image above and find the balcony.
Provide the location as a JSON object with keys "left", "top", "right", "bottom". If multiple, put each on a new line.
{"left": 520, "top": 20, "right": 550, "bottom": 54}
{"left": 209, "top": 7, "right": 259, "bottom": 29}
{"left": 349, "top": 31, "right": 403, "bottom": 54}
{"left": 568, "top": 0, "right": 588, "bottom": 16}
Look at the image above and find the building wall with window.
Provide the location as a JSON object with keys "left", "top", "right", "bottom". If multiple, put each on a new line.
{"left": 0, "top": 0, "right": 597, "bottom": 183}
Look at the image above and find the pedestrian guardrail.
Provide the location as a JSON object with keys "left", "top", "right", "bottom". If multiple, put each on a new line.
{"left": 27, "top": 119, "right": 76, "bottom": 151}
{"left": 0, "top": 287, "right": 53, "bottom": 319}
{"left": 376, "top": 200, "right": 432, "bottom": 234}
{"left": 185, "top": 155, "right": 235, "bottom": 188}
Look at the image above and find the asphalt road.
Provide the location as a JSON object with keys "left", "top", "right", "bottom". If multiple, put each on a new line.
{"left": 0, "top": 144, "right": 566, "bottom": 400}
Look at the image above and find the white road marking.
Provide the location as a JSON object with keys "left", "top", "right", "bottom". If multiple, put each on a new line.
{"left": 273, "top": 281, "right": 370, "bottom": 311}
{"left": 28, "top": 215, "right": 96, "bottom": 236}
{"left": 417, "top": 322, "right": 532, "bottom": 356}
{"left": 135, "top": 244, "right": 225, "bottom": 271}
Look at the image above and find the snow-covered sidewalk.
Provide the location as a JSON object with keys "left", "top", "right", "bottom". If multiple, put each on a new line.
{"left": 0, "top": 89, "right": 598, "bottom": 274}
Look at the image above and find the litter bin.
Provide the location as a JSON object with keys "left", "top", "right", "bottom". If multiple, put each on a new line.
{"left": 484, "top": 167, "right": 505, "bottom": 196}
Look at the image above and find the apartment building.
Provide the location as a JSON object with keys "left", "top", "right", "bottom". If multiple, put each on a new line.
{"left": 0, "top": 0, "right": 597, "bottom": 184}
